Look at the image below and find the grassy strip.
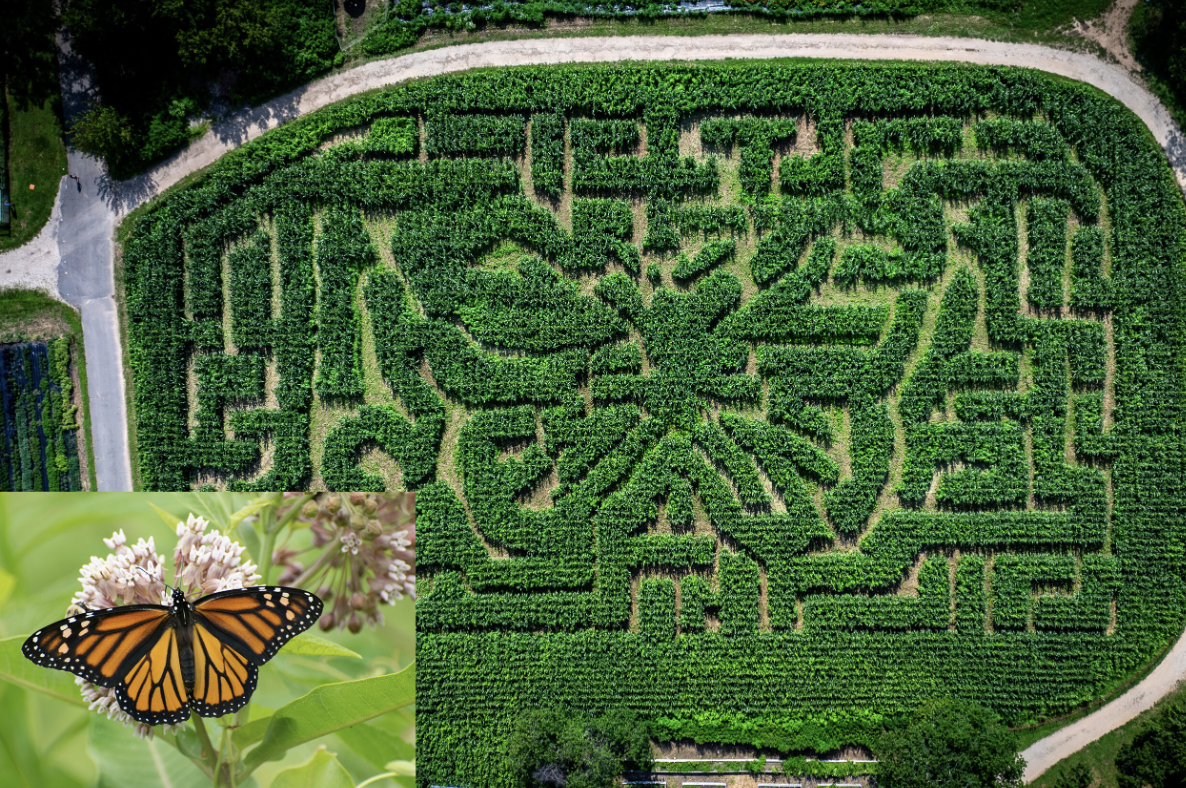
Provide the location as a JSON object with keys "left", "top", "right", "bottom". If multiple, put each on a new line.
{"left": 0, "top": 289, "right": 97, "bottom": 490}
{"left": 352, "top": 3, "right": 1115, "bottom": 69}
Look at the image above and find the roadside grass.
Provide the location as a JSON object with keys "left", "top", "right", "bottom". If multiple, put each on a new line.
{"left": 1026, "top": 678, "right": 1186, "bottom": 788}
{"left": 369, "top": 1, "right": 1118, "bottom": 68}
{"left": 0, "top": 289, "right": 99, "bottom": 491}
{"left": 1, "top": 91, "right": 68, "bottom": 251}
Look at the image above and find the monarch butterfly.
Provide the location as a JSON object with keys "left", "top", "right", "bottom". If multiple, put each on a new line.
{"left": 22, "top": 583, "right": 322, "bottom": 726}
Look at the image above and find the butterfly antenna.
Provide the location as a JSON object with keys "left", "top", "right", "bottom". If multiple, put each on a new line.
{"left": 132, "top": 565, "right": 174, "bottom": 594}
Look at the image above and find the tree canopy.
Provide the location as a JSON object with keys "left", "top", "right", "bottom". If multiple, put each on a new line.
{"left": 1116, "top": 698, "right": 1186, "bottom": 788}
{"left": 874, "top": 698, "right": 1025, "bottom": 788}
{"left": 505, "top": 708, "right": 652, "bottom": 788}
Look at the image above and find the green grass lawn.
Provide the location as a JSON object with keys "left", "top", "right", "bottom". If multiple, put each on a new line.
{"left": 1, "top": 91, "right": 68, "bottom": 251}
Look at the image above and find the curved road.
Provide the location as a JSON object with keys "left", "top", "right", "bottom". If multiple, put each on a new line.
{"left": 6, "top": 29, "right": 1186, "bottom": 778}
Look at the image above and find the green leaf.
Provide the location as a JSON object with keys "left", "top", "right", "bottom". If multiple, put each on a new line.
{"left": 385, "top": 760, "right": 415, "bottom": 776}
{"left": 230, "top": 498, "right": 274, "bottom": 530}
{"left": 280, "top": 633, "right": 362, "bottom": 659}
{"left": 171, "top": 493, "right": 229, "bottom": 530}
{"left": 269, "top": 747, "right": 354, "bottom": 788}
{"left": 236, "top": 521, "right": 263, "bottom": 567}
{"left": 0, "top": 566, "right": 15, "bottom": 609}
{"left": 336, "top": 721, "right": 415, "bottom": 770}
{"left": 0, "top": 636, "right": 88, "bottom": 709}
{"left": 87, "top": 713, "right": 207, "bottom": 788}
{"left": 147, "top": 502, "right": 183, "bottom": 530}
{"left": 231, "top": 715, "right": 272, "bottom": 751}
{"left": 243, "top": 662, "right": 415, "bottom": 772}
{"left": 174, "top": 726, "right": 207, "bottom": 761}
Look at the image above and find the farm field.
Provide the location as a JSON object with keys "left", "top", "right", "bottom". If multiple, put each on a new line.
{"left": 116, "top": 60, "right": 1186, "bottom": 786}
{"left": 0, "top": 339, "right": 84, "bottom": 491}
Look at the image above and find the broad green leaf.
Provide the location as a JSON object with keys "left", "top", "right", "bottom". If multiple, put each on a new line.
{"left": 232, "top": 715, "right": 272, "bottom": 750}
{"left": 243, "top": 662, "right": 415, "bottom": 771}
{"left": 0, "top": 686, "right": 89, "bottom": 788}
{"left": 0, "top": 566, "right": 15, "bottom": 609}
{"left": 280, "top": 633, "right": 362, "bottom": 659}
{"left": 236, "top": 521, "right": 263, "bottom": 568}
{"left": 230, "top": 499, "right": 274, "bottom": 530}
{"left": 336, "top": 721, "right": 414, "bottom": 770}
{"left": 0, "top": 636, "right": 88, "bottom": 709}
{"left": 386, "top": 760, "right": 415, "bottom": 776}
{"left": 174, "top": 726, "right": 207, "bottom": 761}
{"left": 87, "top": 713, "right": 207, "bottom": 788}
{"left": 147, "top": 503, "right": 183, "bottom": 530}
{"left": 269, "top": 748, "right": 355, "bottom": 788}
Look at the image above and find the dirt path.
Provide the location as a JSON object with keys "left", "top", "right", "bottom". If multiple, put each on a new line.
{"left": 113, "top": 33, "right": 1186, "bottom": 213}
{"left": 1068, "top": 0, "right": 1142, "bottom": 72}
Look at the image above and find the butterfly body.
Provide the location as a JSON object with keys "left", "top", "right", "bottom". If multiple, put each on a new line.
{"left": 23, "top": 585, "right": 321, "bottom": 726}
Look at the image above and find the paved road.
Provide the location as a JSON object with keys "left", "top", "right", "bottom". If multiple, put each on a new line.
{"left": 57, "top": 151, "right": 131, "bottom": 492}
{"left": 53, "top": 32, "right": 133, "bottom": 492}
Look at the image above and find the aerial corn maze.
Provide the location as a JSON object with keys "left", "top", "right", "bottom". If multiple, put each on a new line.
{"left": 120, "top": 62, "right": 1186, "bottom": 785}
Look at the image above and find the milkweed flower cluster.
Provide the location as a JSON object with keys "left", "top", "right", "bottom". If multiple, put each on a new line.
{"left": 69, "top": 515, "right": 259, "bottom": 738}
{"left": 273, "top": 493, "right": 415, "bottom": 633}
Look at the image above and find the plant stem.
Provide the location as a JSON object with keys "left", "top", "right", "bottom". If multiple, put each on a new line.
{"left": 274, "top": 493, "right": 315, "bottom": 533}
{"left": 259, "top": 493, "right": 315, "bottom": 585}
{"left": 191, "top": 714, "right": 218, "bottom": 774}
{"left": 212, "top": 725, "right": 229, "bottom": 788}
{"left": 292, "top": 543, "right": 337, "bottom": 589}
{"left": 258, "top": 522, "right": 277, "bottom": 586}
{"left": 356, "top": 773, "right": 398, "bottom": 788}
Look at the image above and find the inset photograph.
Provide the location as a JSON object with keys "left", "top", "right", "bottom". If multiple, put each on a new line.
{"left": 0, "top": 492, "right": 414, "bottom": 787}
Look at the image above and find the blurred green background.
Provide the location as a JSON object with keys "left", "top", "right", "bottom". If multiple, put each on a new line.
{"left": 0, "top": 493, "right": 414, "bottom": 788}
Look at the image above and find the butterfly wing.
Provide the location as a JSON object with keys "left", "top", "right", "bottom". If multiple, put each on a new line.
{"left": 187, "top": 586, "right": 321, "bottom": 718}
{"left": 113, "top": 625, "right": 192, "bottom": 726}
{"left": 192, "top": 586, "right": 322, "bottom": 665}
{"left": 22, "top": 605, "right": 171, "bottom": 689}
{"left": 189, "top": 621, "right": 258, "bottom": 718}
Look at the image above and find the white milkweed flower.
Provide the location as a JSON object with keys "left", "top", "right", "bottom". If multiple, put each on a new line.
{"left": 69, "top": 516, "right": 260, "bottom": 739}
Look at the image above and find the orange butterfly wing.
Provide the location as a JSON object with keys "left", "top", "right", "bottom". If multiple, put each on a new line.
{"left": 188, "top": 586, "right": 321, "bottom": 717}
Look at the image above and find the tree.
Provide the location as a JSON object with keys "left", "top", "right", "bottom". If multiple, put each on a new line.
{"left": 505, "top": 708, "right": 653, "bottom": 788}
{"left": 1115, "top": 699, "right": 1186, "bottom": 788}
{"left": 0, "top": 0, "right": 61, "bottom": 109}
{"left": 69, "top": 105, "right": 136, "bottom": 171}
{"left": 874, "top": 698, "right": 1025, "bottom": 788}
